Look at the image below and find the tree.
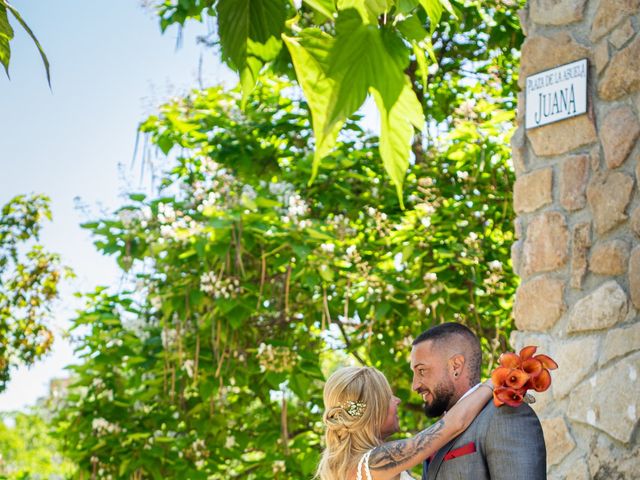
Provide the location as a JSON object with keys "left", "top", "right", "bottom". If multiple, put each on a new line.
{"left": 148, "top": 0, "right": 523, "bottom": 205}
{"left": 55, "top": 77, "right": 516, "bottom": 478}
{"left": 0, "top": 0, "right": 50, "bottom": 85}
{"left": 0, "top": 195, "right": 70, "bottom": 391}
{"left": 0, "top": 407, "right": 75, "bottom": 478}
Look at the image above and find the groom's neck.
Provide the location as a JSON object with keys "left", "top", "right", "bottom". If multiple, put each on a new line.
{"left": 450, "top": 380, "right": 477, "bottom": 407}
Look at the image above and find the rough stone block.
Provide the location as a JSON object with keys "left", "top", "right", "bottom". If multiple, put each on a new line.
{"left": 609, "top": 19, "right": 635, "bottom": 49}
{"left": 590, "top": 145, "right": 602, "bottom": 173}
{"left": 599, "top": 36, "right": 640, "bottom": 101}
{"left": 541, "top": 417, "right": 576, "bottom": 466}
{"left": 589, "top": 239, "right": 630, "bottom": 275}
{"left": 601, "top": 322, "right": 640, "bottom": 366}
{"left": 570, "top": 222, "right": 591, "bottom": 289}
{"left": 527, "top": 115, "right": 597, "bottom": 157}
{"left": 591, "top": 0, "right": 640, "bottom": 42}
{"left": 560, "top": 155, "right": 589, "bottom": 211}
{"left": 522, "top": 212, "right": 569, "bottom": 276}
{"left": 629, "top": 246, "right": 640, "bottom": 309}
{"left": 510, "top": 127, "right": 527, "bottom": 176}
{"left": 586, "top": 171, "right": 634, "bottom": 235}
{"left": 601, "top": 106, "right": 640, "bottom": 169}
{"left": 514, "top": 217, "right": 524, "bottom": 240}
{"left": 553, "top": 336, "right": 599, "bottom": 399}
{"left": 511, "top": 240, "right": 522, "bottom": 277}
{"left": 561, "top": 462, "right": 590, "bottom": 480}
{"left": 520, "top": 33, "right": 590, "bottom": 88}
{"left": 631, "top": 207, "right": 640, "bottom": 237}
{"left": 594, "top": 40, "right": 610, "bottom": 75}
{"left": 567, "top": 280, "right": 629, "bottom": 332}
{"left": 588, "top": 435, "right": 640, "bottom": 479}
{"left": 530, "top": 0, "right": 587, "bottom": 25}
{"left": 514, "top": 168, "right": 553, "bottom": 213}
{"left": 568, "top": 353, "right": 640, "bottom": 444}
{"left": 514, "top": 276, "right": 565, "bottom": 331}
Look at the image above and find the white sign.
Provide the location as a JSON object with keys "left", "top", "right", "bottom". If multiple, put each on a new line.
{"left": 525, "top": 59, "right": 588, "bottom": 129}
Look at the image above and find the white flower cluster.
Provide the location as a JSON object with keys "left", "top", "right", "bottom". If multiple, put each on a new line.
{"left": 89, "top": 378, "right": 114, "bottom": 402}
{"left": 272, "top": 460, "right": 286, "bottom": 473}
{"left": 320, "top": 242, "right": 335, "bottom": 253}
{"left": 190, "top": 160, "right": 236, "bottom": 209}
{"left": 241, "top": 184, "right": 257, "bottom": 202}
{"left": 267, "top": 180, "right": 310, "bottom": 226}
{"left": 123, "top": 315, "right": 151, "bottom": 342}
{"left": 225, "top": 436, "right": 236, "bottom": 449}
{"left": 186, "top": 438, "right": 209, "bottom": 470}
{"left": 415, "top": 202, "right": 436, "bottom": 229}
{"left": 182, "top": 359, "right": 195, "bottom": 378}
{"left": 91, "top": 417, "right": 121, "bottom": 437}
{"left": 200, "top": 271, "right": 241, "bottom": 299}
{"left": 161, "top": 328, "right": 178, "bottom": 350}
{"left": 257, "top": 343, "right": 298, "bottom": 373}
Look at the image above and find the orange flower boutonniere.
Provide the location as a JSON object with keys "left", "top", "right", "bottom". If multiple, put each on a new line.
{"left": 491, "top": 346, "right": 558, "bottom": 407}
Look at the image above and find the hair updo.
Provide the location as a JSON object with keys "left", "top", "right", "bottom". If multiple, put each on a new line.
{"left": 316, "top": 366, "right": 393, "bottom": 480}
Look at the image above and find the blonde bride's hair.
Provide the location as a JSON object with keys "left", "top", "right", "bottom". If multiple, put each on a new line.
{"left": 316, "top": 366, "right": 393, "bottom": 480}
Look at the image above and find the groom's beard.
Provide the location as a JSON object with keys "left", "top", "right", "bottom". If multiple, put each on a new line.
{"left": 422, "top": 381, "right": 456, "bottom": 418}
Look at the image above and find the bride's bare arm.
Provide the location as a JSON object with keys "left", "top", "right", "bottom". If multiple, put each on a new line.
{"left": 363, "top": 382, "right": 493, "bottom": 480}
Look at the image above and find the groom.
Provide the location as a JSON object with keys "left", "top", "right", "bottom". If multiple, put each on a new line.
{"left": 410, "top": 323, "right": 546, "bottom": 479}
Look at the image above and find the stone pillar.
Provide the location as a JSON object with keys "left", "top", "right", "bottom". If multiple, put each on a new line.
{"left": 512, "top": 1, "right": 640, "bottom": 478}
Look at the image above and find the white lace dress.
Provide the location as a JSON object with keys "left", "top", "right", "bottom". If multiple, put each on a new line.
{"left": 357, "top": 450, "right": 415, "bottom": 480}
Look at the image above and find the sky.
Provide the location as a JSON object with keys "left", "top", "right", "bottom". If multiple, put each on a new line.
{"left": 0, "top": 0, "right": 236, "bottom": 411}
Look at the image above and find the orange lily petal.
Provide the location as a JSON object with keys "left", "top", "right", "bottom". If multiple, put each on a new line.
{"left": 530, "top": 368, "right": 551, "bottom": 392}
{"left": 534, "top": 354, "right": 558, "bottom": 370}
{"left": 499, "top": 352, "right": 521, "bottom": 369}
{"left": 491, "top": 367, "right": 511, "bottom": 387}
{"left": 505, "top": 369, "right": 530, "bottom": 389}
{"left": 494, "top": 386, "right": 524, "bottom": 407}
{"left": 519, "top": 345, "right": 537, "bottom": 360}
{"left": 522, "top": 358, "right": 543, "bottom": 378}
{"left": 493, "top": 394, "right": 505, "bottom": 407}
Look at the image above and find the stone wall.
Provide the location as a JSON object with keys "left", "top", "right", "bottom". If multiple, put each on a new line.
{"left": 510, "top": 1, "right": 640, "bottom": 478}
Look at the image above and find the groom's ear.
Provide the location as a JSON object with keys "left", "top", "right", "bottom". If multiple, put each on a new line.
{"left": 449, "top": 354, "right": 465, "bottom": 378}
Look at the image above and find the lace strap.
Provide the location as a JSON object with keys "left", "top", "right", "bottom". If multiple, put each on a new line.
{"left": 356, "top": 450, "right": 373, "bottom": 480}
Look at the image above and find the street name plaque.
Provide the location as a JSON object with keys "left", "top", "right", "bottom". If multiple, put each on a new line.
{"left": 525, "top": 58, "right": 588, "bottom": 129}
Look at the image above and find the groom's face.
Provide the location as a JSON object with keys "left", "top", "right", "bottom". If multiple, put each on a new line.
{"left": 410, "top": 340, "right": 456, "bottom": 417}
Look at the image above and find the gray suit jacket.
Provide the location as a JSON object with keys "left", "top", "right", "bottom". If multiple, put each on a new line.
{"left": 422, "top": 401, "right": 546, "bottom": 480}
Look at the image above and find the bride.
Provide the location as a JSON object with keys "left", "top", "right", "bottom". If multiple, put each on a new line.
{"left": 316, "top": 366, "right": 493, "bottom": 480}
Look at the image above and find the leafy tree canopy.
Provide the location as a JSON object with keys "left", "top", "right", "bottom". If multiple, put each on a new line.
{"left": 0, "top": 407, "right": 75, "bottom": 478}
{"left": 0, "top": 194, "right": 70, "bottom": 391}
{"left": 55, "top": 77, "right": 516, "bottom": 478}
{"left": 148, "top": 0, "right": 523, "bottom": 205}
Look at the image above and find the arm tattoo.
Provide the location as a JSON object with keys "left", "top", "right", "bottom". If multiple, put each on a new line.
{"left": 368, "top": 419, "right": 446, "bottom": 471}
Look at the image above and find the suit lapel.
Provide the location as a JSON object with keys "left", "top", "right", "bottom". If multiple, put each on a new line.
{"left": 427, "top": 437, "right": 458, "bottom": 480}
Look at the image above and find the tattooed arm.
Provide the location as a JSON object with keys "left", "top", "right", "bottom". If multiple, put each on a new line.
{"left": 363, "top": 382, "right": 493, "bottom": 480}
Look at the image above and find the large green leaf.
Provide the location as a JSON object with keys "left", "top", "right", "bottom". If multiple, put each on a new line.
{"left": 3, "top": 1, "right": 50, "bottom": 86}
{"left": 419, "top": 0, "right": 443, "bottom": 32}
{"left": 286, "top": 9, "right": 422, "bottom": 200}
{"left": 419, "top": 0, "right": 456, "bottom": 32}
{"left": 302, "top": 0, "right": 335, "bottom": 19}
{"left": 0, "top": 4, "right": 13, "bottom": 77}
{"left": 283, "top": 30, "right": 344, "bottom": 183}
{"left": 371, "top": 77, "right": 424, "bottom": 209}
{"left": 217, "top": 0, "right": 287, "bottom": 99}
{"left": 337, "top": 0, "right": 390, "bottom": 23}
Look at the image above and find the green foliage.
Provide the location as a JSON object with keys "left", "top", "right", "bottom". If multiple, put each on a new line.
{"left": 0, "top": 408, "right": 75, "bottom": 478}
{"left": 0, "top": 195, "right": 70, "bottom": 391}
{"left": 0, "top": 0, "right": 50, "bottom": 85}
{"left": 149, "top": 0, "right": 524, "bottom": 206}
{"left": 55, "top": 78, "right": 516, "bottom": 478}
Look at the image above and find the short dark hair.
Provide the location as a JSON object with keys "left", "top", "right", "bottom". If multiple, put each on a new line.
{"left": 413, "top": 322, "right": 482, "bottom": 384}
